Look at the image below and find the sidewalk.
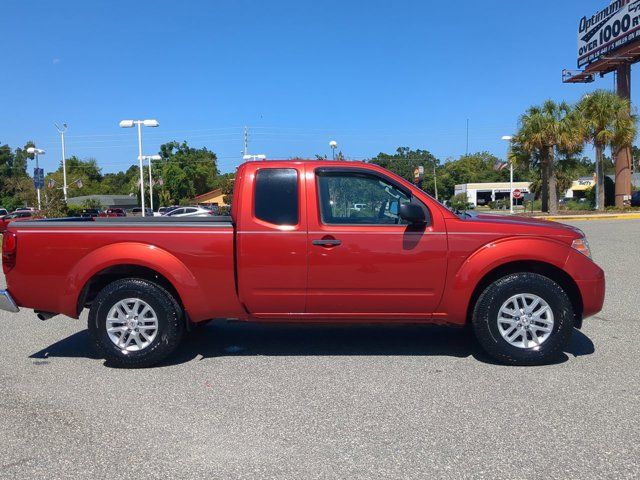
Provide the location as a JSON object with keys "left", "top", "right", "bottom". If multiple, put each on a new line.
{"left": 533, "top": 212, "right": 640, "bottom": 222}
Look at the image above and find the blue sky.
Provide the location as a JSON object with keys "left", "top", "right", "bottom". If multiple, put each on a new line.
{"left": 0, "top": 0, "right": 631, "bottom": 174}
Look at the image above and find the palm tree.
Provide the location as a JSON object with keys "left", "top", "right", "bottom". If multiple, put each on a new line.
{"left": 513, "top": 101, "right": 583, "bottom": 214}
{"left": 577, "top": 90, "right": 637, "bottom": 210}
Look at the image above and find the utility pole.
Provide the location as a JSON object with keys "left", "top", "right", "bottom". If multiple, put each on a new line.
{"left": 501, "top": 135, "right": 514, "bottom": 214}
{"left": 54, "top": 123, "right": 68, "bottom": 202}
{"left": 465, "top": 119, "right": 469, "bottom": 156}
{"left": 433, "top": 165, "right": 439, "bottom": 201}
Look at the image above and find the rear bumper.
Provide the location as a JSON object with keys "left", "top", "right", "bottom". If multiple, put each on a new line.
{"left": 0, "top": 290, "right": 20, "bottom": 313}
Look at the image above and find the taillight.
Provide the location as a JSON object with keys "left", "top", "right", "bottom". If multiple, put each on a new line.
{"left": 2, "top": 231, "right": 17, "bottom": 273}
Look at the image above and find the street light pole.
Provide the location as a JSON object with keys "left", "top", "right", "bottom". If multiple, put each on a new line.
{"left": 120, "top": 119, "right": 159, "bottom": 217}
{"left": 35, "top": 151, "right": 41, "bottom": 210}
{"left": 54, "top": 123, "right": 68, "bottom": 202}
{"left": 137, "top": 121, "right": 145, "bottom": 215}
{"left": 141, "top": 155, "right": 161, "bottom": 214}
{"left": 329, "top": 140, "right": 338, "bottom": 160}
{"left": 27, "top": 147, "right": 46, "bottom": 210}
{"left": 501, "top": 135, "right": 514, "bottom": 214}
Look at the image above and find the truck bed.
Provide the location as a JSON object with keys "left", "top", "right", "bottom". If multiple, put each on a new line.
{"left": 16, "top": 216, "right": 233, "bottom": 226}
{"left": 7, "top": 215, "right": 243, "bottom": 322}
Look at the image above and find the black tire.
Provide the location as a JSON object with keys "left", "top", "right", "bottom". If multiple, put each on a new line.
{"left": 88, "top": 278, "right": 184, "bottom": 368}
{"left": 472, "top": 272, "right": 574, "bottom": 366}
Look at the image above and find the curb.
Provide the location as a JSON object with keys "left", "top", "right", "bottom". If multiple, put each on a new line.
{"left": 535, "top": 213, "right": 640, "bottom": 222}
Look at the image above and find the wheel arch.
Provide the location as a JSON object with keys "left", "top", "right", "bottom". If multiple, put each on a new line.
{"left": 77, "top": 264, "right": 185, "bottom": 316}
{"left": 64, "top": 242, "right": 202, "bottom": 320}
{"left": 465, "top": 260, "right": 583, "bottom": 328}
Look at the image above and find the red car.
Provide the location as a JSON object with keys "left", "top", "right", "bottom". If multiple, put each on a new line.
{"left": 0, "top": 160, "right": 605, "bottom": 368}
{"left": 0, "top": 211, "right": 33, "bottom": 233}
{"left": 99, "top": 208, "right": 126, "bottom": 217}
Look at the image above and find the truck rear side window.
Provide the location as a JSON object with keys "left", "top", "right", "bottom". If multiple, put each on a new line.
{"left": 254, "top": 168, "right": 299, "bottom": 225}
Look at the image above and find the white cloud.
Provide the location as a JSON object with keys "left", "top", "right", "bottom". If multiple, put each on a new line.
{"left": 52, "top": 58, "right": 60, "bottom": 64}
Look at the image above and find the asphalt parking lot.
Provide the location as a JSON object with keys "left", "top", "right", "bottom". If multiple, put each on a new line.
{"left": 0, "top": 220, "right": 638, "bottom": 480}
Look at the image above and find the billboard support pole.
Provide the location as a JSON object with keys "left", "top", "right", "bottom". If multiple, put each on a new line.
{"left": 615, "top": 62, "right": 632, "bottom": 208}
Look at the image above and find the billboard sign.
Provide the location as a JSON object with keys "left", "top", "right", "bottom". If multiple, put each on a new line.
{"left": 578, "top": 0, "right": 640, "bottom": 68}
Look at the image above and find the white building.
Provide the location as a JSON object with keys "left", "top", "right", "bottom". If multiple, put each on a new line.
{"left": 455, "top": 182, "right": 531, "bottom": 207}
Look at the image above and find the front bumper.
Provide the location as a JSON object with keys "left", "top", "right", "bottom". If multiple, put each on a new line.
{"left": 0, "top": 290, "right": 20, "bottom": 313}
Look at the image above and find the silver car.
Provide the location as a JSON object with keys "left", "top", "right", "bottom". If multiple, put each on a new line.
{"left": 163, "top": 206, "right": 214, "bottom": 218}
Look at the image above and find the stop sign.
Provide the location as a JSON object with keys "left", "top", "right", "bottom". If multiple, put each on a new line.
{"left": 513, "top": 189, "right": 522, "bottom": 199}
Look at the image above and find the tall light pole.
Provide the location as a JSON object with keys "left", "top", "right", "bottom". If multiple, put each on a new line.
{"left": 26, "top": 147, "right": 45, "bottom": 210}
{"left": 140, "top": 154, "right": 162, "bottom": 213}
{"left": 329, "top": 140, "right": 337, "bottom": 160}
{"left": 54, "top": 123, "right": 68, "bottom": 202}
{"left": 119, "top": 119, "right": 159, "bottom": 217}
{"left": 501, "top": 135, "right": 514, "bottom": 214}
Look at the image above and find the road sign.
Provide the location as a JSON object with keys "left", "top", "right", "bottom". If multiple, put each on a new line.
{"left": 33, "top": 168, "right": 44, "bottom": 189}
{"left": 523, "top": 192, "right": 534, "bottom": 202}
{"left": 513, "top": 189, "right": 522, "bottom": 199}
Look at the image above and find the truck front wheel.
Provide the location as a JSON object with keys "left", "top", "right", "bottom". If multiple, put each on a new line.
{"left": 88, "top": 278, "right": 184, "bottom": 368}
{"left": 472, "top": 272, "right": 575, "bottom": 365}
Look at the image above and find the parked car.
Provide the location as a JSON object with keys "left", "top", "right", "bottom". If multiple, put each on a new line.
{"left": 0, "top": 211, "right": 33, "bottom": 232}
{"left": 631, "top": 191, "right": 640, "bottom": 207}
{"left": 0, "top": 208, "right": 8, "bottom": 217}
{"left": 164, "top": 206, "right": 215, "bottom": 217}
{"left": 128, "top": 207, "right": 154, "bottom": 217}
{"left": 81, "top": 209, "right": 102, "bottom": 218}
{"left": 200, "top": 205, "right": 221, "bottom": 214}
{"left": 158, "top": 206, "right": 180, "bottom": 216}
{"left": 99, "top": 208, "right": 127, "bottom": 217}
{"left": 0, "top": 160, "right": 604, "bottom": 368}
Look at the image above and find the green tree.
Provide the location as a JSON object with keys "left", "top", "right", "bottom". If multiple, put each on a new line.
{"left": 156, "top": 141, "right": 219, "bottom": 205}
{"left": 437, "top": 152, "right": 514, "bottom": 199}
{"left": 0, "top": 142, "right": 36, "bottom": 210}
{"left": 44, "top": 156, "right": 107, "bottom": 203}
{"left": 578, "top": 90, "right": 637, "bottom": 210}
{"left": 369, "top": 147, "right": 440, "bottom": 195}
{"left": 212, "top": 172, "right": 236, "bottom": 206}
{"left": 513, "top": 100, "right": 583, "bottom": 214}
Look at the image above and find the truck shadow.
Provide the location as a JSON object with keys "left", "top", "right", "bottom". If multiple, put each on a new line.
{"left": 30, "top": 322, "right": 595, "bottom": 367}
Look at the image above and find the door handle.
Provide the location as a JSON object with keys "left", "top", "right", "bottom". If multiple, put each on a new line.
{"left": 312, "top": 239, "right": 342, "bottom": 247}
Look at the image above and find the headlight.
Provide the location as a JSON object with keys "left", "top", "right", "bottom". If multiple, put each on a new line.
{"left": 571, "top": 237, "right": 592, "bottom": 258}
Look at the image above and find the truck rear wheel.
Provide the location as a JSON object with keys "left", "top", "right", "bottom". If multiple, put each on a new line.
{"left": 88, "top": 278, "right": 184, "bottom": 368}
{"left": 472, "top": 272, "right": 574, "bottom": 365}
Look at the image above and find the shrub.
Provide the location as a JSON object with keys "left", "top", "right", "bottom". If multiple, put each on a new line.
{"left": 562, "top": 201, "right": 590, "bottom": 211}
{"left": 82, "top": 198, "right": 104, "bottom": 210}
{"left": 66, "top": 204, "right": 84, "bottom": 217}
{"left": 450, "top": 193, "right": 471, "bottom": 211}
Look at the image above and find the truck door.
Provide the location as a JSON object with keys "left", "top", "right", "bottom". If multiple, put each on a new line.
{"left": 305, "top": 166, "right": 447, "bottom": 319}
{"left": 236, "top": 165, "right": 308, "bottom": 317}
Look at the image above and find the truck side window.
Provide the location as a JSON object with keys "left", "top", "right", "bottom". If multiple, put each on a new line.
{"left": 254, "top": 168, "right": 299, "bottom": 225}
{"left": 317, "top": 171, "right": 413, "bottom": 225}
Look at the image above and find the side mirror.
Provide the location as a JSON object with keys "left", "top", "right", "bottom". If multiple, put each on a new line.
{"left": 399, "top": 203, "right": 426, "bottom": 225}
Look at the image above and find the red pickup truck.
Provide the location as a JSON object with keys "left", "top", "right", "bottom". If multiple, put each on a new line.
{"left": 0, "top": 160, "right": 605, "bottom": 367}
